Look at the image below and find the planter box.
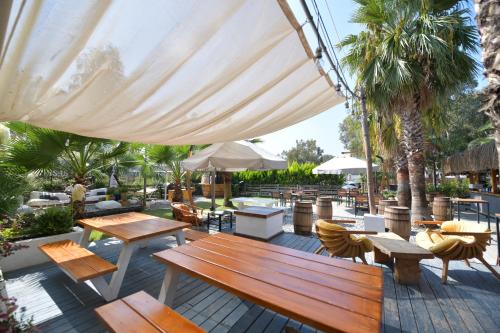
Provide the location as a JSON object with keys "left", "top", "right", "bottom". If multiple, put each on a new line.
{"left": 1, "top": 227, "right": 83, "bottom": 273}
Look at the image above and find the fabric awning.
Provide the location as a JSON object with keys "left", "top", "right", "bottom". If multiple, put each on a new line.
{"left": 182, "top": 141, "right": 287, "bottom": 171}
{"left": 0, "top": 0, "right": 344, "bottom": 144}
{"left": 312, "top": 156, "right": 379, "bottom": 175}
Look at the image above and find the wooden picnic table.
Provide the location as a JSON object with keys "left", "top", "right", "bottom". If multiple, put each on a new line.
{"left": 367, "top": 232, "right": 434, "bottom": 285}
{"left": 153, "top": 233, "right": 383, "bottom": 333}
{"left": 78, "top": 212, "right": 189, "bottom": 300}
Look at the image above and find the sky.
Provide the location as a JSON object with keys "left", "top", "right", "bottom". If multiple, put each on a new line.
{"left": 259, "top": 0, "right": 485, "bottom": 157}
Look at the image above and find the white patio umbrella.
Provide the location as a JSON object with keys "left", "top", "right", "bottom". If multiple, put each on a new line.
{"left": 312, "top": 156, "right": 379, "bottom": 175}
{"left": 182, "top": 141, "right": 287, "bottom": 210}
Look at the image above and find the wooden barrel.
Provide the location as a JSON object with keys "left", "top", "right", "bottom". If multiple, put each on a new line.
{"left": 378, "top": 199, "right": 398, "bottom": 215}
{"left": 316, "top": 196, "right": 332, "bottom": 220}
{"left": 433, "top": 197, "right": 452, "bottom": 221}
{"left": 293, "top": 201, "right": 313, "bottom": 235}
{"left": 384, "top": 206, "right": 411, "bottom": 240}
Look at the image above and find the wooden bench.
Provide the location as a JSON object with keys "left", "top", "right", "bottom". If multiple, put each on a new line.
{"left": 367, "top": 232, "right": 434, "bottom": 284}
{"left": 39, "top": 240, "right": 117, "bottom": 283}
{"left": 95, "top": 291, "right": 206, "bottom": 333}
{"left": 183, "top": 228, "right": 210, "bottom": 242}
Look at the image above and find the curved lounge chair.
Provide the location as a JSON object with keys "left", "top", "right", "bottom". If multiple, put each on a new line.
{"left": 314, "top": 219, "right": 375, "bottom": 264}
{"left": 172, "top": 203, "right": 205, "bottom": 227}
{"left": 416, "top": 220, "right": 500, "bottom": 283}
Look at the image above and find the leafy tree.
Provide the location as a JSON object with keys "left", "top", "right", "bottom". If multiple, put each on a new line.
{"left": 339, "top": 115, "right": 366, "bottom": 158}
{"left": 340, "top": 0, "right": 479, "bottom": 221}
{"left": 3, "top": 122, "right": 129, "bottom": 185}
{"left": 281, "top": 139, "right": 329, "bottom": 164}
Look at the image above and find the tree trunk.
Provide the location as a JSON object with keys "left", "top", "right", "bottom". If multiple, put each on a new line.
{"left": 360, "top": 87, "right": 376, "bottom": 214}
{"left": 474, "top": 0, "right": 500, "bottom": 171}
{"left": 222, "top": 172, "right": 233, "bottom": 207}
{"left": 185, "top": 145, "right": 194, "bottom": 205}
{"left": 143, "top": 174, "right": 147, "bottom": 207}
{"left": 395, "top": 145, "right": 411, "bottom": 207}
{"left": 172, "top": 182, "right": 183, "bottom": 202}
{"left": 401, "top": 101, "right": 430, "bottom": 222}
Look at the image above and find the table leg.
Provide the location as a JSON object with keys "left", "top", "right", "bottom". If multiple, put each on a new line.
{"left": 107, "top": 243, "right": 137, "bottom": 300}
{"left": 496, "top": 216, "right": 499, "bottom": 266}
{"left": 158, "top": 266, "right": 180, "bottom": 307}
{"left": 477, "top": 202, "right": 480, "bottom": 224}
{"left": 373, "top": 247, "right": 391, "bottom": 264}
{"left": 175, "top": 230, "right": 186, "bottom": 246}
{"left": 230, "top": 212, "right": 233, "bottom": 229}
{"left": 394, "top": 258, "right": 421, "bottom": 284}
{"left": 79, "top": 227, "right": 92, "bottom": 248}
{"left": 487, "top": 202, "right": 490, "bottom": 230}
{"left": 457, "top": 202, "right": 461, "bottom": 221}
{"left": 218, "top": 214, "right": 222, "bottom": 232}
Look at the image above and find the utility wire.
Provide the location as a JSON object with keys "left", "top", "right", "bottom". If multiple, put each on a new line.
{"left": 299, "top": 0, "right": 358, "bottom": 98}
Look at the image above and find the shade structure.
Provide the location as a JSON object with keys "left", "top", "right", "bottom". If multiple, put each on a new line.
{"left": 0, "top": 0, "right": 344, "bottom": 145}
{"left": 182, "top": 141, "right": 286, "bottom": 209}
{"left": 182, "top": 141, "right": 287, "bottom": 172}
{"left": 312, "top": 156, "right": 379, "bottom": 175}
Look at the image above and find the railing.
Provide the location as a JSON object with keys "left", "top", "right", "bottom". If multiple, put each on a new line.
{"left": 240, "top": 184, "right": 340, "bottom": 197}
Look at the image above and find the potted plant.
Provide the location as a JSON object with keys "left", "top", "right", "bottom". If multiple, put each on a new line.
{"left": 118, "top": 186, "right": 128, "bottom": 205}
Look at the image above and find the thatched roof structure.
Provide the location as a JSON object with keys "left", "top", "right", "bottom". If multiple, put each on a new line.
{"left": 443, "top": 141, "right": 498, "bottom": 174}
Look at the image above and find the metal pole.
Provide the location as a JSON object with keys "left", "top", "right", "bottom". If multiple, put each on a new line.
{"left": 359, "top": 87, "right": 376, "bottom": 214}
{"left": 211, "top": 170, "right": 216, "bottom": 211}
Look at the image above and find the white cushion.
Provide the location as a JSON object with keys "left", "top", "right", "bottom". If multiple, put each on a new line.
{"left": 86, "top": 188, "right": 107, "bottom": 197}
{"left": 86, "top": 195, "right": 107, "bottom": 202}
{"left": 95, "top": 200, "right": 122, "bottom": 210}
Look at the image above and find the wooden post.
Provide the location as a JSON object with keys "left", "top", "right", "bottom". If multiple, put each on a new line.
{"left": 492, "top": 169, "right": 498, "bottom": 193}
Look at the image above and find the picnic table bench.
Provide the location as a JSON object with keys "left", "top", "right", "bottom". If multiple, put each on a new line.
{"left": 367, "top": 232, "right": 434, "bottom": 284}
{"left": 153, "top": 233, "right": 383, "bottom": 333}
{"left": 95, "top": 291, "right": 205, "bottom": 333}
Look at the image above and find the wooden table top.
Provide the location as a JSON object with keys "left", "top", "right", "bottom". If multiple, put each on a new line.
{"left": 451, "top": 198, "right": 488, "bottom": 204}
{"left": 234, "top": 206, "right": 283, "bottom": 218}
{"left": 153, "top": 233, "right": 383, "bottom": 333}
{"left": 367, "top": 232, "right": 434, "bottom": 260}
{"left": 78, "top": 212, "right": 190, "bottom": 243}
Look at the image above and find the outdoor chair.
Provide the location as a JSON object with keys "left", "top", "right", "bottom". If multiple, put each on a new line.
{"left": 354, "top": 195, "right": 369, "bottom": 216}
{"left": 314, "top": 219, "right": 375, "bottom": 264}
{"left": 416, "top": 220, "right": 500, "bottom": 283}
{"left": 283, "top": 191, "right": 292, "bottom": 207}
{"left": 271, "top": 191, "right": 281, "bottom": 206}
{"left": 172, "top": 203, "right": 206, "bottom": 227}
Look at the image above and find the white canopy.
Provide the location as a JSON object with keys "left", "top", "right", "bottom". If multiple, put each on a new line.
{"left": 312, "top": 156, "right": 379, "bottom": 175}
{"left": 0, "top": 0, "right": 344, "bottom": 144}
{"left": 182, "top": 141, "right": 287, "bottom": 172}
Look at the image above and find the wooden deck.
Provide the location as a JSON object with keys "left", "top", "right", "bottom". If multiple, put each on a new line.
{"left": 5, "top": 219, "right": 500, "bottom": 332}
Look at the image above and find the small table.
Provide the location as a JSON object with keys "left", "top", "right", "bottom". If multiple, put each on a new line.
{"left": 367, "top": 232, "right": 434, "bottom": 284}
{"left": 234, "top": 206, "right": 284, "bottom": 241}
{"left": 453, "top": 198, "right": 490, "bottom": 229}
{"left": 153, "top": 233, "right": 383, "bottom": 333}
{"left": 78, "top": 212, "right": 189, "bottom": 300}
{"left": 208, "top": 210, "right": 233, "bottom": 232}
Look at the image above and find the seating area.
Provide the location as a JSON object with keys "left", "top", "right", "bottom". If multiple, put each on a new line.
{"left": 5, "top": 213, "right": 499, "bottom": 332}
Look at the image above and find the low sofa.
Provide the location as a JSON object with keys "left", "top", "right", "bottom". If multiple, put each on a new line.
{"left": 27, "top": 191, "right": 70, "bottom": 208}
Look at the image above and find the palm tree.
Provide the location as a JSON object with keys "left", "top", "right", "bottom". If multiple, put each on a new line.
{"left": 3, "top": 122, "right": 129, "bottom": 185}
{"left": 474, "top": 0, "right": 500, "bottom": 170}
{"left": 340, "top": 0, "right": 479, "bottom": 221}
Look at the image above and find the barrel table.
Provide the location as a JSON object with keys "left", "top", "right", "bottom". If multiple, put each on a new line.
{"left": 378, "top": 199, "right": 398, "bottom": 215}
{"left": 316, "top": 196, "right": 333, "bottom": 220}
{"left": 433, "top": 197, "right": 452, "bottom": 221}
{"left": 384, "top": 206, "right": 411, "bottom": 240}
{"left": 293, "top": 201, "right": 313, "bottom": 235}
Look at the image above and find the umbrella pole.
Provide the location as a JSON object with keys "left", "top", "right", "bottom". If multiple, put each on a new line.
{"left": 211, "top": 170, "right": 216, "bottom": 211}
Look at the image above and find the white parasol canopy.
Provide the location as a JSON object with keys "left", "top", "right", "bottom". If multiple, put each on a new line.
{"left": 182, "top": 141, "right": 286, "bottom": 209}
{"left": 182, "top": 141, "right": 287, "bottom": 172}
{"left": 0, "top": 0, "right": 343, "bottom": 144}
{"left": 312, "top": 156, "right": 379, "bottom": 175}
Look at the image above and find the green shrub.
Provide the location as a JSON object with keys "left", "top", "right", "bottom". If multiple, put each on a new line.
{"left": 0, "top": 167, "right": 28, "bottom": 217}
{"left": 233, "top": 161, "right": 344, "bottom": 186}
{"left": 30, "top": 207, "right": 74, "bottom": 237}
{"left": 436, "top": 179, "right": 470, "bottom": 198}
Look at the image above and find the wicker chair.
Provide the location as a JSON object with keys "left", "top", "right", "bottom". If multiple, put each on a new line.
{"left": 314, "top": 219, "right": 376, "bottom": 264}
{"left": 416, "top": 220, "right": 500, "bottom": 283}
{"left": 171, "top": 203, "right": 206, "bottom": 227}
